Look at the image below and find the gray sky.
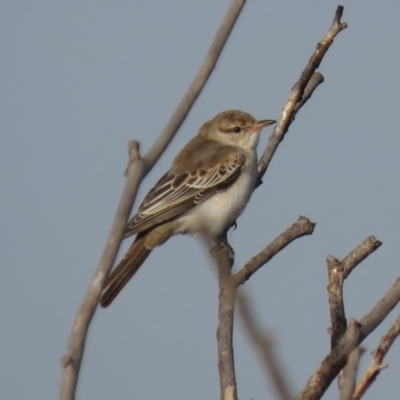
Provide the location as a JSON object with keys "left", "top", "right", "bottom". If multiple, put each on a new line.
{"left": 2, "top": 1, "right": 400, "bottom": 399}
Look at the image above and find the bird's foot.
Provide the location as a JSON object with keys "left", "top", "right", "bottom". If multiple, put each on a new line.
{"left": 219, "top": 239, "right": 235, "bottom": 262}
{"left": 209, "top": 233, "right": 235, "bottom": 268}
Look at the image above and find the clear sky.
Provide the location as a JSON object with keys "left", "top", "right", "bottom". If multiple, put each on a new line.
{"left": 1, "top": 1, "right": 400, "bottom": 399}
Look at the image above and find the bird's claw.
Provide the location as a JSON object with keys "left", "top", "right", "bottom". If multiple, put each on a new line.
{"left": 219, "top": 239, "right": 235, "bottom": 263}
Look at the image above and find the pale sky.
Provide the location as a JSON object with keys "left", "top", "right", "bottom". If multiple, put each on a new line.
{"left": 2, "top": 1, "right": 400, "bottom": 399}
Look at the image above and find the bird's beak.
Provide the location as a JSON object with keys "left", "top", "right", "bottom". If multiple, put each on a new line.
{"left": 256, "top": 119, "right": 276, "bottom": 130}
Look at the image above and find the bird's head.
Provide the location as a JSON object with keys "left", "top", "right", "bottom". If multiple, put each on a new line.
{"left": 200, "top": 110, "right": 276, "bottom": 151}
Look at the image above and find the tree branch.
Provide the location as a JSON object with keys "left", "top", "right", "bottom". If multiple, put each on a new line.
{"left": 59, "top": 142, "right": 145, "bottom": 400}
{"left": 341, "top": 236, "right": 382, "bottom": 280}
{"left": 339, "top": 348, "right": 364, "bottom": 400}
{"left": 256, "top": 5, "right": 347, "bottom": 187}
{"left": 327, "top": 236, "right": 382, "bottom": 350}
{"left": 213, "top": 245, "right": 238, "bottom": 400}
{"left": 296, "top": 277, "right": 400, "bottom": 400}
{"left": 327, "top": 256, "right": 347, "bottom": 350}
{"left": 327, "top": 236, "right": 382, "bottom": 394}
{"left": 353, "top": 314, "right": 400, "bottom": 399}
{"left": 143, "top": 0, "right": 247, "bottom": 171}
{"left": 233, "top": 216, "right": 315, "bottom": 286}
{"left": 59, "top": 1, "right": 247, "bottom": 399}
{"left": 214, "top": 216, "right": 314, "bottom": 399}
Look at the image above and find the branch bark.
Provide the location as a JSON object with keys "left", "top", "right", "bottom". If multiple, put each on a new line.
{"left": 256, "top": 5, "right": 347, "bottom": 186}
{"left": 214, "top": 247, "right": 238, "bottom": 400}
{"left": 60, "top": 142, "right": 145, "bottom": 400}
{"left": 233, "top": 216, "right": 315, "bottom": 285}
{"left": 59, "top": 1, "right": 247, "bottom": 399}
{"left": 353, "top": 313, "right": 400, "bottom": 399}
{"left": 341, "top": 236, "right": 382, "bottom": 280}
{"left": 296, "top": 277, "right": 400, "bottom": 400}
{"left": 327, "top": 236, "right": 382, "bottom": 351}
{"left": 327, "top": 255, "right": 347, "bottom": 350}
{"left": 214, "top": 216, "right": 314, "bottom": 399}
{"left": 339, "top": 348, "right": 364, "bottom": 400}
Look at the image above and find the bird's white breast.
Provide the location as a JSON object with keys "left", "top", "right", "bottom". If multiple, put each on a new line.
{"left": 177, "top": 151, "right": 258, "bottom": 238}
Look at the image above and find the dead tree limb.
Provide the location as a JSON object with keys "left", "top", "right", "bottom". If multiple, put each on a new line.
{"left": 256, "top": 5, "right": 347, "bottom": 186}
{"left": 353, "top": 313, "right": 400, "bottom": 399}
{"left": 296, "top": 277, "right": 400, "bottom": 400}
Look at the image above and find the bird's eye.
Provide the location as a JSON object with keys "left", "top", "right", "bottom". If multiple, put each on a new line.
{"left": 233, "top": 126, "right": 241, "bottom": 133}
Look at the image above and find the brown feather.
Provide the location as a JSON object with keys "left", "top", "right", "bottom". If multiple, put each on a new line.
{"left": 123, "top": 141, "right": 245, "bottom": 238}
{"left": 100, "top": 235, "right": 151, "bottom": 307}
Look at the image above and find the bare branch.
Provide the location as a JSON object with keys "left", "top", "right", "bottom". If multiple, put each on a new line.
{"left": 341, "top": 236, "right": 382, "bottom": 279}
{"left": 327, "top": 256, "right": 347, "bottom": 349}
{"left": 293, "top": 72, "right": 324, "bottom": 114}
{"left": 256, "top": 5, "right": 347, "bottom": 186}
{"left": 233, "top": 216, "right": 315, "bottom": 286}
{"left": 212, "top": 245, "right": 238, "bottom": 400}
{"left": 358, "top": 277, "right": 400, "bottom": 343}
{"left": 296, "top": 319, "right": 362, "bottom": 400}
{"left": 339, "top": 348, "right": 365, "bottom": 400}
{"left": 353, "top": 314, "right": 400, "bottom": 399}
{"left": 142, "top": 0, "right": 247, "bottom": 171}
{"left": 60, "top": 145, "right": 146, "bottom": 400}
{"left": 327, "top": 236, "right": 382, "bottom": 350}
{"left": 237, "top": 291, "right": 292, "bottom": 400}
{"left": 214, "top": 185, "right": 313, "bottom": 398}
{"left": 59, "top": 2, "right": 247, "bottom": 399}
{"left": 296, "top": 277, "right": 400, "bottom": 400}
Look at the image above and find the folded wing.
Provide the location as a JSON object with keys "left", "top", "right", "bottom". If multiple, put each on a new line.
{"left": 124, "top": 149, "right": 245, "bottom": 237}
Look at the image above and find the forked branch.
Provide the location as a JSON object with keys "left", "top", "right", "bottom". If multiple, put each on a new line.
{"left": 296, "top": 277, "right": 400, "bottom": 400}
{"left": 257, "top": 5, "right": 347, "bottom": 185}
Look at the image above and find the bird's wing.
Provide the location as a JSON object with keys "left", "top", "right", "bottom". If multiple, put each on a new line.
{"left": 124, "top": 149, "right": 245, "bottom": 236}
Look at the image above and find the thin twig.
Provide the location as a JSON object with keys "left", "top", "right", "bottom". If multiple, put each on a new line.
{"left": 358, "top": 278, "right": 400, "bottom": 336}
{"left": 237, "top": 291, "right": 292, "bottom": 400}
{"left": 59, "top": 2, "right": 247, "bottom": 399}
{"left": 296, "top": 277, "right": 400, "bottom": 400}
{"left": 256, "top": 5, "right": 347, "bottom": 187}
{"left": 341, "top": 236, "right": 382, "bottom": 279}
{"left": 353, "top": 314, "right": 400, "bottom": 399}
{"left": 233, "top": 216, "right": 315, "bottom": 286}
{"left": 293, "top": 72, "right": 324, "bottom": 113}
{"left": 142, "top": 0, "right": 247, "bottom": 172}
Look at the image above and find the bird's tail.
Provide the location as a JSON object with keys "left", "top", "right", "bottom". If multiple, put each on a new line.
{"left": 100, "top": 236, "right": 151, "bottom": 308}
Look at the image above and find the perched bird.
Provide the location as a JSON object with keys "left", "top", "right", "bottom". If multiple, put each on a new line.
{"left": 100, "top": 110, "right": 275, "bottom": 307}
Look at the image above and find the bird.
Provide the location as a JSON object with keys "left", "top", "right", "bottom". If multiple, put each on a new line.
{"left": 100, "top": 110, "right": 275, "bottom": 307}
